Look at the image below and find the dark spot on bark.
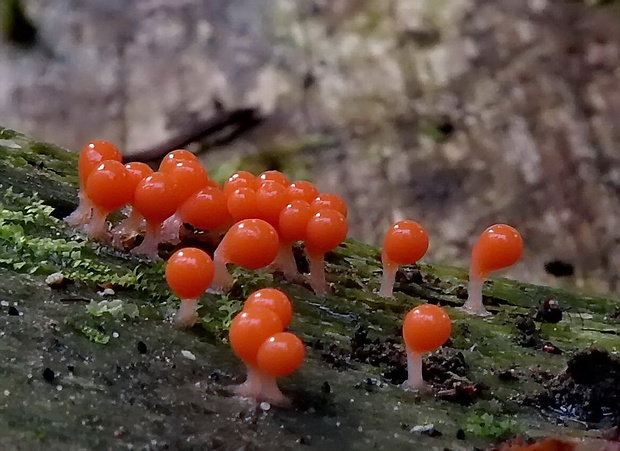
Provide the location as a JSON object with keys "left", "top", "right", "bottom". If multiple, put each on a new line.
{"left": 7, "top": 306, "right": 19, "bottom": 316}
{"left": 42, "top": 367, "right": 55, "bottom": 383}
{"left": 137, "top": 341, "right": 148, "bottom": 354}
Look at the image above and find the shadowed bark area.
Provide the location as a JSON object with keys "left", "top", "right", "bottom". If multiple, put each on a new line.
{"left": 0, "top": 128, "right": 618, "bottom": 449}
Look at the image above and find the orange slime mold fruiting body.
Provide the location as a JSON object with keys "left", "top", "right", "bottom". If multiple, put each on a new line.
{"left": 223, "top": 171, "right": 258, "bottom": 197}
{"left": 379, "top": 220, "right": 429, "bottom": 298}
{"left": 111, "top": 162, "right": 153, "bottom": 248}
{"left": 159, "top": 160, "right": 209, "bottom": 244}
{"left": 227, "top": 187, "right": 260, "bottom": 222}
{"left": 256, "top": 181, "right": 289, "bottom": 227}
{"left": 179, "top": 187, "right": 231, "bottom": 231}
{"left": 309, "top": 194, "right": 348, "bottom": 217}
{"left": 304, "top": 208, "right": 348, "bottom": 296}
{"left": 158, "top": 149, "right": 199, "bottom": 172}
{"left": 463, "top": 224, "right": 523, "bottom": 315}
{"left": 131, "top": 172, "right": 181, "bottom": 260}
{"left": 244, "top": 288, "right": 293, "bottom": 328}
{"left": 254, "top": 332, "right": 305, "bottom": 406}
{"left": 258, "top": 170, "right": 289, "bottom": 187}
{"left": 84, "top": 161, "right": 133, "bottom": 240}
{"left": 165, "top": 248, "right": 214, "bottom": 327}
{"left": 67, "top": 140, "right": 122, "bottom": 228}
{"left": 210, "top": 219, "right": 280, "bottom": 293}
{"left": 402, "top": 304, "right": 452, "bottom": 390}
{"left": 273, "top": 200, "right": 312, "bottom": 281}
{"left": 285, "top": 181, "right": 319, "bottom": 204}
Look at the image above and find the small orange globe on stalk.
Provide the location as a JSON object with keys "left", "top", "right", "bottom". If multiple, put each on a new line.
{"left": 165, "top": 247, "right": 214, "bottom": 327}
{"left": 304, "top": 208, "right": 348, "bottom": 296}
{"left": 462, "top": 224, "right": 523, "bottom": 315}
{"left": 210, "top": 219, "right": 280, "bottom": 292}
{"left": 131, "top": 172, "right": 181, "bottom": 260}
{"left": 244, "top": 288, "right": 293, "bottom": 328}
{"left": 379, "top": 220, "right": 429, "bottom": 297}
{"left": 84, "top": 161, "right": 133, "bottom": 240}
{"left": 111, "top": 162, "right": 154, "bottom": 248}
{"left": 402, "top": 304, "right": 452, "bottom": 390}
{"left": 66, "top": 140, "right": 122, "bottom": 228}
{"left": 223, "top": 171, "right": 258, "bottom": 197}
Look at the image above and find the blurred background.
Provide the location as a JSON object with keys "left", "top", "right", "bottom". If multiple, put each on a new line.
{"left": 2, "top": 0, "right": 620, "bottom": 295}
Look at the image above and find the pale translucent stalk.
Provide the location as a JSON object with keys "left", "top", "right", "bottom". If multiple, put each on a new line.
{"left": 406, "top": 346, "right": 425, "bottom": 390}
{"left": 462, "top": 272, "right": 491, "bottom": 316}
{"left": 111, "top": 208, "right": 144, "bottom": 249}
{"left": 379, "top": 260, "right": 398, "bottom": 297}
{"left": 85, "top": 207, "right": 109, "bottom": 241}
{"left": 159, "top": 212, "right": 183, "bottom": 245}
{"left": 131, "top": 221, "right": 162, "bottom": 260}
{"left": 308, "top": 251, "right": 328, "bottom": 296}
{"left": 209, "top": 245, "right": 233, "bottom": 293}
{"left": 272, "top": 242, "right": 301, "bottom": 282}
{"left": 174, "top": 298, "right": 198, "bottom": 327}
{"left": 65, "top": 190, "right": 94, "bottom": 229}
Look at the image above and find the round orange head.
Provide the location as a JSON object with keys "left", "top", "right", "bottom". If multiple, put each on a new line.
{"left": 309, "top": 194, "right": 347, "bottom": 217}
{"left": 278, "top": 200, "right": 312, "bottom": 243}
{"left": 244, "top": 288, "right": 292, "bottom": 328}
{"left": 179, "top": 186, "right": 230, "bottom": 231}
{"left": 222, "top": 219, "right": 280, "bottom": 269}
{"left": 258, "top": 170, "right": 289, "bottom": 187}
{"left": 286, "top": 181, "right": 319, "bottom": 204}
{"left": 165, "top": 247, "right": 214, "bottom": 299}
{"left": 158, "top": 149, "right": 199, "bottom": 171}
{"left": 78, "top": 141, "right": 122, "bottom": 185}
{"left": 124, "top": 162, "right": 154, "bottom": 203}
{"left": 132, "top": 172, "right": 181, "bottom": 223}
{"left": 85, "top": 160, "right": 133, "bottom": 212}
{"left": 305, "top": 208, "right": 348, "bottom": 255}
{"left": 256, "top": 181, "right": 288, "bottom": 226}
{"left": 223, "top": 171, "right": 258, "bottom": 197}
{"left": 160, "top": 159, "right": 208, "bottom": 202}
{"left": 256, "top": 332, "right": 305, "bottom": 377}
{"left": 403, "top": 304, "right": 452, "bottom": 354}
{"left": 382, "top": 220, "right": 429, "bottom": 266}
{"left": 229, "top": 306, "right": 284, "bottom": 365}
{"left": 471, "top": 224, "right": 523, "bottom": 278}
{"left": 227, "top": 187, "right": 260, "bottom": 221}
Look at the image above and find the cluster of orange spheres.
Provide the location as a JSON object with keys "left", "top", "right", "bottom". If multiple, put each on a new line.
{"left": 68, "top": 140, "right": 526, "bottom": 402}
{"left": 66, "top": 141, "right": 349, "bottom": 296}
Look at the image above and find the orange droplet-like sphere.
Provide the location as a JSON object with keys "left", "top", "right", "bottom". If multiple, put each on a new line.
{"left": 85, "top": 161, "right": 133, "bottom": 212}
{"left": 256, "top": 181, "right": 289, "bottom": 226}
{"left": 223, "top": 219, "right": 280, "bottom": 269}
{"left": 227, "top": 187, "right": 260, "bottom": 221}
{"left": 278, "top": 200, "right": 312, "bottom": 243}
{"left": 256, "top": 332, "right": 305, "bottom": 377}
{"left": 305, "top": 208, "right": 348, "bottom": 255}
{"left": 286, "top": 181, "right": 319, "bottom": 204}
{"left": 245, "top": 288, "right": 292, "bottom": 328}
{"left": 78, "top": 140, "right": 122, "bottom": 185}
{"left": 258, "top": 170, "right": 289, "bottom": 187}
{"left": 223, "top": 171, "right": 258, "bottom": 197}
{"left": 471, "top": 224, "right": 523, "bottom": 277}
{"left": 161, "top": 160, "right": 208, "bottom": 202}
{"left": 382, "top": 220, "right": 429, "bottom": 266}
{"left": 165, "top": 247, "right": 214, "bottom": 299}
{"left": 403, "top": 304, "right": 452, "bottom": 354}
{"left": 124, "top": 162, "right": 154, "bottom": 203}
{"left": 158, "top": 149, "right": 199, "bottom": 171}
{"left": 179, "top": 187, "right": 230, "bottom": 231}
{"left": 229, "top": 307, "right": 284, "bottom": 365}
{"left": 309, "top": 194, "right": 347, "bottom": 217}
{"left": 132, "top": 172, "right": 181, "bottom": 223}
